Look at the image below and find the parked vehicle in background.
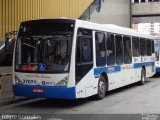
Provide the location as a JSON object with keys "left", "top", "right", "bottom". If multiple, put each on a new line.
{"left": 155, "top": 37, "right": 160, "bottom": 73}
{"left": 0, "top": 31, "right": 17, "bottom": 66}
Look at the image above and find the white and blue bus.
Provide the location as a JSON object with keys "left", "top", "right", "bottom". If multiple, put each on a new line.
{"left": 155, "top": 37, "right": 160, "bottom": 73}
{"left": 13, "top": 18, "right": 155, "bottom": 100}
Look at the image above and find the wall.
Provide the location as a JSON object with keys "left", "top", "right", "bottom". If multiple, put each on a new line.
{"left": 132, "top": 16, "right": 160, "bottom": 23}
{"left": 84, "top": 0, "right": 131, "bottom": 28}
{"left": 0, "top": 0, "right": 93, "bottom": 38}
{"left": 132, "top": 2, "right": 160, "bottom": 16}
{"left": 132, "top": 2, "right": 160, "bottom": 24}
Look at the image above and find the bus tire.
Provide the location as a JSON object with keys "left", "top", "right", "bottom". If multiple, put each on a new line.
{"left": 139, "top": 69, "right": 146, "bottom": 85}
{"left": 95, "top": 75, "right": 107, "bottom": 100}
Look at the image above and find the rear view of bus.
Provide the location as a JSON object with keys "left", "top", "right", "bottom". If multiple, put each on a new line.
{"left": 13, "top": 19, "right": 76, "bottom": 99}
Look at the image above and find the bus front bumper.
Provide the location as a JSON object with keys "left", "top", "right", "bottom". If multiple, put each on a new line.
{"left": 13, "top": 85, "right": 76, "bottom": 99}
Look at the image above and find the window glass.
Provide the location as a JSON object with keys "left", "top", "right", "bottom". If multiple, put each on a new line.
{"left": 76, "top": 37, "right": 92, "bottom": 63}
{"left": 155, "top": 45, "right": 159, "bottom": 61}
{"left": 132, "top": 37, "right": 140, "bottom": 57}
{"left": 115, "top": 35, "right": 123, "bottom": 65}
{"left": 76, "top": 28, "right": 93, "bottom": 84}
{"left": 15, "top": 35, "right": 72, "bottom": 73}
{"left": 124, "top": 36, "right": 132, "bottom": 64}
{"left": 146, "top": 39, "right": 152, "bottom": 56}
{"left": 0, "top": 40, "right": 5, "bottom": 48}
{"left": 106, "top": 33, "right": 115, "bottom": 65}
{"left": 95, "top": 32, "right": 106, "bottom": 66}
{"left": 140, "top": 38, "right": 147, "bottom": 56}
{"left": 152, "top": 40, "right": 155, "bottom": 53}
{"left": 155, "top": 39, "right": 160, "bottom": 61}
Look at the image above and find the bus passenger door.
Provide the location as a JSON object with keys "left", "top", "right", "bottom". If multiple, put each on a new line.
{"left": 75, "top": 28, "right": 95, "bottom": 97}
{"left": 76, "top": 36, "right": 93, "bottom": 84}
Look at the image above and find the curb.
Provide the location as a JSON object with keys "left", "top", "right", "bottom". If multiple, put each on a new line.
{"left": 0, "top": 97, "right": 32, "bottom": 107}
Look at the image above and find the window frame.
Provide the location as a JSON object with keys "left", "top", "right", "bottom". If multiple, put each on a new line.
{"left": 132, "top": 37, "right": 140, "bottom": 57}
{"left": 146, "top": 39, "right": 152, "bottom": 56}
{"left": 152, "top": 40, "right": 155, "bottom": 54}
{"left": 106, "top": 33, "right": 116, "bottom": 66}
{"left": 76, "top": 28, "right": 93, "bottom": 65}
{"left": 115, "top": 34, "right": 124, "bottom": 65}
{"left": 123, "top": 35, "right": 132, "bottom": 64}
{"left": 95, "top": 31, "right": 107, "bottom": 67}
{"left": 140, "top": 38, "right": 147, "bottom": 56}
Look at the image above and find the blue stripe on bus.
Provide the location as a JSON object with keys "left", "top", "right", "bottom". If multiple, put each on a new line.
{"left": 13, "top": 85, "right": 76, "bottom": 99}
{"left": 133, "top": 62, "right": 154, "bottom": 68}
{"left": 94, "top": 66, "right": 121, "bottom": 76}
{"left": 94, "top": 62, "right": 154, "bottom": 76}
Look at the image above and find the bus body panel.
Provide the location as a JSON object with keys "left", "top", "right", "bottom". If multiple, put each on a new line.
{"left": 13, "top": 72, "right": 76, "bottom": 99}
{"left": 14, "top": 72, "right": 69, "bottom": 86}
{"left": 13, "top": 84, "right": 76, "bottom": 99}
{"left": 75, "top": 68, "right": 98, "bottom": 98}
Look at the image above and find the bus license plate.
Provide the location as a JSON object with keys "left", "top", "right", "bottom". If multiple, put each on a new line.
{"left": 33, "top": 88, "right": 44, "bottom": 93}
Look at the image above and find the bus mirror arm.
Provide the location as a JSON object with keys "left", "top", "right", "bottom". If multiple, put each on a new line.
{"left": 5, "top": 31, "right": 18, "bottom": 51}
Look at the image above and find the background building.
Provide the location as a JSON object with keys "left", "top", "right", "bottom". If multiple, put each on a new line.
{"left": 138, "top": 23, "right": 151, "bottom": 34}
{"left": 0, "top": 0, "right": 93, "bottom": 38}
{"left": 135, "top": 22, "right": 160, "bottom": 35}
{"left": 131, "top": 0, "right": 160, "bottom": 36}
{"left": 81, "top": 0, "right": 131, "bottom": 28}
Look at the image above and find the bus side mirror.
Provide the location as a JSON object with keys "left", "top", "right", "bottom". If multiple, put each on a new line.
{"left": 5, "top": 37, "right": 9, "bottom": 51}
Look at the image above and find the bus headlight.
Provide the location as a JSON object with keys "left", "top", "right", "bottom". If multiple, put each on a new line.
{"left": 15, "top": 75, "right": 22, "bottom": 84}
{"left": 56, "top": 75, "right": 69, "bottom": 86}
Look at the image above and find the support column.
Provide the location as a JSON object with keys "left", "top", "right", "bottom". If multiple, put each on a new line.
{"left": 0, "top": 0, "right": 2, "bottom": 38}
{"left": 0, "top": 75, "right": 2, "bottom": 98}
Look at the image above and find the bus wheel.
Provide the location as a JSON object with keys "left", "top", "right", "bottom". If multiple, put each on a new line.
{"left": 96, "top": 75, "right": 106, "bottom": 100}
{"left": 139, "top": 69, "right": 146, "bottom": 85}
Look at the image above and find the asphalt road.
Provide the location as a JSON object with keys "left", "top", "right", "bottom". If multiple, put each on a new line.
{"left": 0, "top": 75, "right": 160, "bottom": 120}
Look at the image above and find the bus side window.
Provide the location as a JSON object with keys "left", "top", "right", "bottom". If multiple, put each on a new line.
{"left": 106, "top": 33, "right": 115, "bottom": 65}
{"left": 115, "top": 35, "right": 123, "bottom": 65}
{"left": 140, "top": 38, "right": 147, "bottom": 56}
{"left": 132, "top": 37, "right": 140, "bottom": 57}
{"left": 123, "top": 36, "right": 132, "bottom": 64}
{"left": 155, "top": 44, "right": 159, "bottom": 61}
{"left": 95, "top": 32, "right": 106, "bottom": 66}
{"left": 76, "top": 37, "right": 92, "bottom": 63}
{"left": 152, "top": 40, "right": 155, "bottom": 53}
{"left": 146, "top": 39, "right": 152, "bottom": 56}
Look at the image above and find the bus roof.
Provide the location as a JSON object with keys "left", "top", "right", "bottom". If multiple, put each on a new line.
{"left": 20, "top": 18, "right": 154, "bottom": 40}
{"left": 75, "top": 19, "right": 154, "bottom": 40}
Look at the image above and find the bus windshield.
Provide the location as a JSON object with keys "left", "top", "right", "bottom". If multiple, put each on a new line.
{"left": 15, "top": 19, "right": 75, "bottom": 73}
